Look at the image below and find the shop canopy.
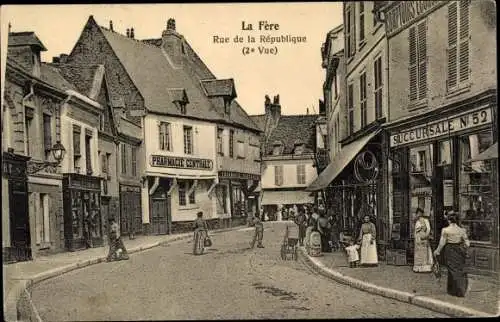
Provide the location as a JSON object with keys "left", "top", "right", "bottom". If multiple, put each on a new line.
{"left": 260, "top": 190, "right": 314, "bottom": 205}
{"left": 306, "top": 129, "right": 381, "bottom": 192}
{"left": 468, "top": 143, "right": 498, "bottom": 162}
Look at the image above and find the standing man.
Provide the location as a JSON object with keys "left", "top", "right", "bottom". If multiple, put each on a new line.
{"left": 250, "top": 215, "right": 264, "bottom": 248}
{"left": 294, "top": 207, "right": 307, "bottom": 246}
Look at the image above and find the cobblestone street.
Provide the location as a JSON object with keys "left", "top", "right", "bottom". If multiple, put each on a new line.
{"left": 31, "top": 223, "right": 447, "bottom": 320}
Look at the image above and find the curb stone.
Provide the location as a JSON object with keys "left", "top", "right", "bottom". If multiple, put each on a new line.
{"left": 11, "top": 225, "right": 247, "bottom": 322}
{"left": 297, "top": 247, "right": 493, "bottom": 318}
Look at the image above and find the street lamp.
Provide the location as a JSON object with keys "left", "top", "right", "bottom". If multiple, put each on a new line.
{"left": 26, "top": 141, "right": 66, "bottom": 175}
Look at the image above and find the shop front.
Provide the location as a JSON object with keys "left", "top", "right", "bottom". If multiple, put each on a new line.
{"left": 388, "top": 104, "right": 498, "bottom": 274}
{"left": 63, "top": 173, "right": 103, "bottom": 251}
{"left": 218, "top": 171, "right": 260, "bottom": 227}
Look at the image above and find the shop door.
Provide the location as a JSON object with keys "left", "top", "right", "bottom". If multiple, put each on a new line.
{"left": 9, "top": 180, "right": 31, "bottom": 261}
{"left": 151, "top": 197, "right": 169, "bottom": 235}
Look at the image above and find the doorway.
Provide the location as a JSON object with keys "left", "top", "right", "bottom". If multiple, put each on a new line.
{"left": 10, "top": 180, "right": 31, "bottom": 261}
{"left": 150, "top": 185, "right": 170, "bottom": 235}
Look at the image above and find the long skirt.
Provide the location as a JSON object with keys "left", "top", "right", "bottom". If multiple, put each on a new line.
{"left": 320, "top": 231, "right": 331, "bottom": 252}
{"left": 309, "top": 231, "right": 322, "bottom": 257}
{"left": 107, "top": 237, "right": 129, "bottom": 261}
{"left": 305, "top": 227, "right": 313, "bottom": 250}
{"left": 444, "top": 243, "right": 468, "bottom": 297}
{"left": 360, "top": 233, "right": 378, "bottom": 265}
{"left": 413, "top": 240, "right": 433, "bottom": 272}
{"left": 193, "top": 229, "right": 207, "bottom": 255}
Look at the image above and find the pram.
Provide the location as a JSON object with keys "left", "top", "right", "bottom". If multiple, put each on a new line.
{"left": 280, "top": 225, "right": 299, "bottom": 260}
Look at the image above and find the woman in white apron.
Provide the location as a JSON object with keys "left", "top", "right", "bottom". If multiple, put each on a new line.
{"left": 358, "top": 215, "right": 378, "bottom": 266}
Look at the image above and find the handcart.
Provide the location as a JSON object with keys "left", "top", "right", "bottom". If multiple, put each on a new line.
{"left": 280, "top": 225, "right": 299, "bottom": 261}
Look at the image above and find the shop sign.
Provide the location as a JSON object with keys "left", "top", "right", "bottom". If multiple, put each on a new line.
{"left": 385, "top": 1, "right": 445, "bottom": 37}
{"left": 150, "top": 155, "right": 213, "bottom": 170}
{"left": 218, "top": 171, "right": 260, "bottom": 181}
{"left": 390, "top": 107, "right": 492, "bottom": 147}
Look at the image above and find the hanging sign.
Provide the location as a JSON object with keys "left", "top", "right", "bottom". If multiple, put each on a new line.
{"left": 390, "top": 107, "right": 492, "bottom": 147}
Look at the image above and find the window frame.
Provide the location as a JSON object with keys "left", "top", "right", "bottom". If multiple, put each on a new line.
{"left": 360, "top": 72, "right": 367, "bottom": 128}
{"left": 217, "top": 128, "right": 224, "bottom": 156}
{"left": 159, "top": 122, "right": 171, "bottom": 151}
{"left": 183, "top": 126, "right": 193, "bottom": 155}
{"left": 446, "top": 1, "right": 470, "bottom": 92}
{"left": 374, "top": 56, "right": 383, "bottom": 120}
{"left": 359, "top": 2, "right": 365, "bottom": 45}
{"left": 297, "top": 164, "right": 306, "bottom": 184}
{"left": 409, "top": 20, "right": 428, "bottom": 103}
{"left": 229, "top": 129, "right": 235, "bottom": 158}
{"left": 121, "top": 143, "right": 127, "bottom": 174}
{"left": 347, "top": 83, "right": 354, "bottom": 135}
{"left": 274, "top": 165, "right": 284, "bottom": 186}
{"left": 131, "top": 146, "right": 137, "bottom": 177}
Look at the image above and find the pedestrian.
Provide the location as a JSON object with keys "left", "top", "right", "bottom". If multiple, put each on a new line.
{"left": 304, "top": 207, "right": 317, "bottom": 252}
{"left": 106, "top": 218, "right": 129, "bottom": 262}
{"left": 345, "top": 239, "right": 360, "bottom": 268}
{"left": 433, "top": 211, "right": 470, "bottom": 297}
{"left": 250, "top": 214, "right": 264, "bottom": 248}
{"left": 413, "top": 207, "right": 434, "bottom": 273}
{"left": 329, "top": 211, "right": 341, "bottom": 252}
{"left": 294, "top": 207, "right": 307, "bottom": 246}
{"left": 193, "top": 211, "right": 209, "bottom": 255}
{"left": 317, "top": 209, "right": 331, "bottom": 253}
{"left": 358, "top": 214, "right": 378, "bottom": 267}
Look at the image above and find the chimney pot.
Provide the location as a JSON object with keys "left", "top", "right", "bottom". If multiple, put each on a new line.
{"left": 130, "top": 27, "right": 135, "bottom": 39}
{"left": 109, "top": 20, "right": 114, "bottom": 31}
{"left": 126, "top": 28, "right": 130, "bottom": 38}
{"left": 167, "top": 18, "right": 176, "bottom": 31}
{"left": 52, "top": 56, "right": 60, "bottom": 64}
{"left": 59, "top": 54, "right": 68, "bottom": 64}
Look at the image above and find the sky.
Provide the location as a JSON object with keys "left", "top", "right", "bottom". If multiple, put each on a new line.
{"left": 1, "top": 3, "right": 343, "bottom": 116}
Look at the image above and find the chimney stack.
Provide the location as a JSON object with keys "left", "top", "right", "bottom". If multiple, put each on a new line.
{"left": 130, "top": 27, "right": 135, "bottom": 39}
{"left": 167, "top": 18, "right": 176, "bottom": 31}
{"left": 52, "top": 56, "right": 60, "bottom": 64}
{"left": 109, "top": 20, "right": 114, "bottom": 31}
{"left": 126, "top": 28, "right": 130, "bottom": 38}
{"left": 60, "top": 54, "right": 68, "bottom": 64}
{"left": 161, "top": 18, "right": 184, "bottom": 66}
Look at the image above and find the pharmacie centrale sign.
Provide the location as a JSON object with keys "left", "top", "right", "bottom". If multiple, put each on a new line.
{"left": 390, "top": 107, "right": 492, "bottom": 147}
{"left": 150, "top": 155, "right": 213, "bottom": 170}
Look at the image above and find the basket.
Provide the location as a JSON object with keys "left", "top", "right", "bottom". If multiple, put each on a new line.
{"left": 386, "top": 249, "right": 407, "bottom": 266}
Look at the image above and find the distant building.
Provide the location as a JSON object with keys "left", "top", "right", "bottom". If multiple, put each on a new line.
{"left": 251, "top": 96, "right": 318, "bottom": 221}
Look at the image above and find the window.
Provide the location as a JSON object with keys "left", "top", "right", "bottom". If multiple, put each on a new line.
{"left": 409, "top": 21, "right": 427, "bottom": 102}
{"left": 447, "top": 1, "right": 470, "bottom": 91}
{"left": 43, "top": 114, "right": 52, "bottom": 160}
{"left": 297, "top": 164, "right": 306, "bottom": 184}
{"left": 131, "top": 146, "right": 137, "bottom": 177}
{"left": 360, "top": 72, "right": 367, "bottom": 128}
{"left": 179, "top": 102, "right": 187, "bottom": 115}
{"left": 229, "top": 130, "right": 235, "bottom": 158}
{"left": 359, "top": 2, "right": 365, "bottom": 45}
{"left": 347, "top": 84, "right": 354, "bottom": 135}
{"left": 336, "top": 115, "right": 340, "bottom": 153}
{"left": 159, "top": 122, "right": 171, "bottom": 151}
{"left": 99, "top": 113, "right": 105, "bottom": 131}
{"left": 85, "top": 134, "right": 92, "bottom": 175}
{"left": 178, "top": 181, "right": 196, "bottom": 206}
{"left": 346, "top": 5, "right": 356, "bottom": 58}
{"left": 101, "top": 152, "right": 110, "bottom": 194}
{"left": 183, "top": 126, "right": 193, "bottom": 154}
{"left": 459, "top": 131, "right": 494, "bottom": 243}
{"left": 237, "top": 140, "right": 245, "bottom": 158}
{"left": 274, "top": 165, "right": 284, "bottom": 186}
{"left": 36, "top": 193, "right": 50, "bottom": 245}
{"left": 73, "top": 125, "right": 81, "bottom": 172}
{"left": 121, "top": 143, "right": 127, "bottom": 174}
{"left": 334, "top": 74, "right": 339, "bottom": 99}
{"left": 374, "top": 56, "right": 383, "bottom": 119}
{"left": 217, "top": 128, "right": 224, "bottom": 155}
{"left": 25, "top": 108, "right": 34, "bottom": 155}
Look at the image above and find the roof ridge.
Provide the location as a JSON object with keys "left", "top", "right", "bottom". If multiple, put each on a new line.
{"left": 99, "top": 24, "right": 160, "bottom": 49}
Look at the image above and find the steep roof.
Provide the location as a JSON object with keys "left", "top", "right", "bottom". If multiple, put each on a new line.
{"left": 249, "top": 114, "right": 266, "bottom": 131}
{"left": 40, "top": 63, "right": 77, "bottom": 92}
{"left": 265, "top": 115, "right": 318, "bottom": 155}
{"left": 54, "top": 64, "right": 101, "bottom": 97}
{"left": 8, "top": 32, "right": 47, "bottom": 51}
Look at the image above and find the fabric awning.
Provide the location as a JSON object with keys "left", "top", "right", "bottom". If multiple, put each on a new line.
{"left": 306, "top": 130, "right": 381, "bottom": 192}
{"left": 468, "top": 143, "right": 498, "bottom": 162}
{"left": 261, "top": 190, "right": 314, "bottom": 205}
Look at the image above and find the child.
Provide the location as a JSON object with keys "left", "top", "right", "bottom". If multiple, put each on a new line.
{"left": 345, "top": 239, "right": 360, "bottom": 268}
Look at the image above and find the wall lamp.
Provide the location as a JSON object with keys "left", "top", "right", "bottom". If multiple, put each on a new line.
{"left": 26, "top": 141, "right": 66, "bottom": 175}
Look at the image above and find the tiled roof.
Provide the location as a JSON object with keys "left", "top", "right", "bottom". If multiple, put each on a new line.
{"left": 53, "top": 64, "right": 101, "bottom": 97}
{"left": 264, "top": 115, "right": 318, "bottom": 155}
{"left": 8, "top": 32, "right": 47, "bottom": 51}
{"left": 40, "top": 63, "right": 77, "bottom": 92}
{"left": 200, "top": 79, "right": 235, "bottom": 97}
{"left": 249, "top": 114, "right": 266, "bottom": 131}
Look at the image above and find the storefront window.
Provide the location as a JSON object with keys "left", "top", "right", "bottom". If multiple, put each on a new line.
{"left": 409, "top": 144, "right": 434, "bottom": 238}
{"left": 459, "top": 131, "right": 494, "bottom": 243}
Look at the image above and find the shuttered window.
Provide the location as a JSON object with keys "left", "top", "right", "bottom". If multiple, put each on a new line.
{"left": 360, "top": 72, "right": 367, "bottom": 128}
{"left": 348, "top": 84, "right": 354, "bottom": 135}
{"left": 159, "top": 122, "right": 171, "bottom": 151}
{"left": 359, "top": 2, "right": 365, "bottom": 44}
{"left": 374, "top": 56, "right": 383, "bottom": 119}
{"left": 448, "top": 1, "right": 470, "bottom": 90}
{"left": 274, "top": 165, "right": 283, "bottom": 186}
{"left": 409, "top": 20, "right": 427, "bottom": 102}
{"left": 346, "top": 5, "right": 356, "bottom": 58}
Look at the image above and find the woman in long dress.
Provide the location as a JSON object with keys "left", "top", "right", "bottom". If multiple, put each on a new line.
{"left": 413, "top": 208, "right": 434, "bottom": 272}
{"left": 433, "top": 212, "right": 470, "bottom": 297}
{"left": 193, "top": 211, "right": 209, "bottom": 255}
{"left": 358, "top": 215, "right": 378, "bottom": 266}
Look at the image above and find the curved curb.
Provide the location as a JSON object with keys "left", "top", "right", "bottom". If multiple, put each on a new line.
{"left": 297, "top": 247, "right": 493, "bottom": 318}
{"left": 10, "top": 225, "right": 248, "bottom": 322}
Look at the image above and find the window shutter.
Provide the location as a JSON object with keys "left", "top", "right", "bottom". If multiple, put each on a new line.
{"left": 459, "top": 1, "right": 470, "bottom": 82}
{"left": 101, "top": 153, "right": 106, "bottom": 174}
{"left": 159, "top": 123, "right": 164, "bottom": 150}
{"left": 409, "top": 27, "right": 418, "bottom": 101}
{"left": 447, "top": 2, "right": 458, "bottom": 89}
{"left": 351, "top": 8, "right": 356, "bottom": 56}
{"left": 417, "top": 21, "right": 427, "bottom": 100}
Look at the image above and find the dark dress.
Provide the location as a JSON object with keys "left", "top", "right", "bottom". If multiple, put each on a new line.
{"left": 317, "top": 217, "right": 331, "bottom": 253}
{"left": 193, "top": 218, "right": 208, "bottom": 255}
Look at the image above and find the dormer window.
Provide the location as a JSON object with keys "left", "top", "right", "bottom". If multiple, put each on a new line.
{"left": 179, "top": 102, "right": 187, "bottom": 114}
{"left": 272, "top": 141, "right": 284, "bottom": 156}
{"left": 169, "top": 88, "right": 189, "bottom": 115}
{"left": 293, "top": 140, "right": 305, "bottom": 155}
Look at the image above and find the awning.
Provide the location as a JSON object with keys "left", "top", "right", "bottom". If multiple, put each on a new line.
{"left": 306, "top": 129, "right": 381, "bottom": 191}
{"left": 468, "top": 143, "right": 498, "bottom": 162}
{"left": 261, "top": 190, "right": 314, "bottom": 205}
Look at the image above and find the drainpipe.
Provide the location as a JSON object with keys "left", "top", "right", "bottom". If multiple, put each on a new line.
{"left": 22, "top": 82, "right": 35, "bottom": 155}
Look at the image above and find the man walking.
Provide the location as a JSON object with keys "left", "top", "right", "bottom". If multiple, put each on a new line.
{"left": 250, "top": 215, "right": 264, "bottom": 248}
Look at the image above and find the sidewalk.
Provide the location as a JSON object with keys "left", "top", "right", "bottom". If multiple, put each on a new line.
{"left": 299, "top": 248, "right": 499, "bottom": 317}
{"left": 3, "top": 225, "right": 246, "bottom": 321}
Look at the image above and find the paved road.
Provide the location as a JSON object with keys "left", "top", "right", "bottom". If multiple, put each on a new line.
{"left": 31, "top": 222, "right": 448, "bottom": 320}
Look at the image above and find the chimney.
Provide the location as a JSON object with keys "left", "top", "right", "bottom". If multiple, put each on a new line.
{"left": 59, "top": 54, "right": 68, "bottom": 64}
{"left": 130, "top": 27, "right": 135, "bottom": 39}
{"left": 307, "top": 108, "right": 309, "bottom": 115}
{"left": 126, "top": 28, "right": 130, "bottom": 38}
{"left": 52, "top": 56, "right": 60, "bottom": 64}
{"left": 109, "top": 20, "right": 114, "bottom": 32}
{"left": 265, "top": 94, "right": 281, "bottom": 123}
{"left": 161, "top": 18, "right": 183, "bottom": 66}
